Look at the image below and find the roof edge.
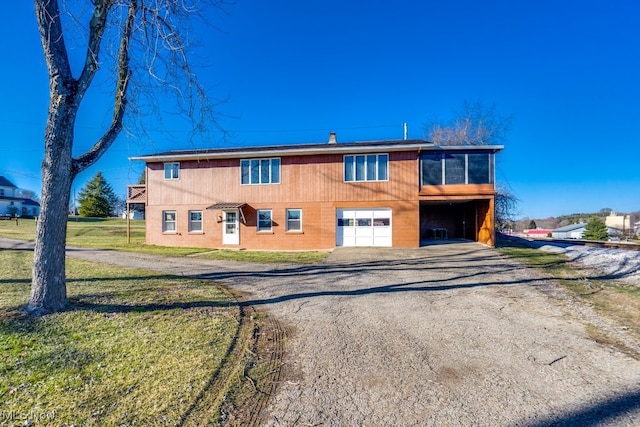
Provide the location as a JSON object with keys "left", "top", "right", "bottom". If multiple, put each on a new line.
{"left": 130, "top": 140, "right": 504, "bottom": 162}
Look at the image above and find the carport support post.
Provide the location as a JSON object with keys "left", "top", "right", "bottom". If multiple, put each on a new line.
{"left": 126, "top": 201, "right": 130, "bottom": 244}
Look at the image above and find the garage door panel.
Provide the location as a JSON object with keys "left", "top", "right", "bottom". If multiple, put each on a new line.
{"left": 337, "top": 208, "right": 392, "bottom": 247}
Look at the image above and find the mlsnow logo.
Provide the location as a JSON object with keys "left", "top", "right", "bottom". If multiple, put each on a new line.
{"left": 1, "top": 409, "right": 56, "bottom": 422}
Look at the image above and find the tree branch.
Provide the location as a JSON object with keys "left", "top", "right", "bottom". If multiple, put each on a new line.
{"left": 72, "top": 0, "right": 137, "bottom": 176}
{"left": 35, "top": 0, "right": 74, "bottom": 94}
{"left": 75, "top": 0, "right": 113, "bottom": 100}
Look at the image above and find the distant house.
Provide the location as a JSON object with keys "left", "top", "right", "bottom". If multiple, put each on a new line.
{"left": 522, "top": 229, "right": 552, "bottom": 238}
{"left": 552, "top": 222, "right": 622, "bottom": 240}
{"left": 605, "top": 212, "right": 633, "bottom": 236}
{"left": 121, "top": 209, "right": 144, "bottom": 220}
{"left": 0, "top": 176, "right": 40, "bottom": 217}
{"left": 128, "top": 137, "right": 503, "bottom": 250}
{"left": 552, "top": 223, "right": 586, "bottom": 239}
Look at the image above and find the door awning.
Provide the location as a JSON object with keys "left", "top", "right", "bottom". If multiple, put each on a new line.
{"left": 207, "top": 202, "right": 247, "bottom": 223}
{"left": 206, "top": 202, "right": 246, "bottom": 210}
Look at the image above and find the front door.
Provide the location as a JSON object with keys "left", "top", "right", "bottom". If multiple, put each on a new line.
{"left": 222, "top": 210, "right": 239, "bottom": 245}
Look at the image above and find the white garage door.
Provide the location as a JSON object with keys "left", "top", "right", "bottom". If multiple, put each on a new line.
{"left": 336, "top": 208, "right": 392, "bottom": 247}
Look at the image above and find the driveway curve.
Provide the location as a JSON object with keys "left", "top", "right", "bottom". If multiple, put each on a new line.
{"left": 4, "top": 238, "right": 640, "bottom": 426}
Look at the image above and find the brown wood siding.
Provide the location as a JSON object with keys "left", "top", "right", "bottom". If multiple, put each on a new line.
{"left": 419, "top": 184, "right": 496, "bottom": 198}
{"left": 146, "top": 152, "right": 419, "bottom": 206}
{"left": 144, "top": 149, "right": 497, "bottom": 249}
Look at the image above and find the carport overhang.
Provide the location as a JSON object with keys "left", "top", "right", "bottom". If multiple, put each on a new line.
{"left": 419, "top": 197, "right": 495, "bottom": 247}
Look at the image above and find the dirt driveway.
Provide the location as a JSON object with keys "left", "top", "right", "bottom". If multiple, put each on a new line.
{"left": 6, "top": 239, "right": 640, "bottom": 425}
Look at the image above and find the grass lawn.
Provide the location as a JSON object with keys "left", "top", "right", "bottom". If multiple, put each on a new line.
{"left": 0, "top": 250, "right": 253, "bottom": 426}
{"left": 0, "top": 217, "right": 329, "bottom": 263}
{"left": 498, "top": 243, "right": 640, "bottom": 359}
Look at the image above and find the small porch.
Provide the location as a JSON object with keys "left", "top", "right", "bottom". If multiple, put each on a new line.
{"left": 125, "top": 185, "right": 146, "bottom": 242}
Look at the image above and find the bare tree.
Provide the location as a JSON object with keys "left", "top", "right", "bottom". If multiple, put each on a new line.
{"left": 16, "top": 188, "right": 39, "bottom": 201}
{"left": 494, "top": 185, "right": 520, "bottom": 232}
{"left": 27, "top": 0, "right": 223, "bottom": 315}
{"left": 424, "top": 100, "right": 512, "bottom": 146}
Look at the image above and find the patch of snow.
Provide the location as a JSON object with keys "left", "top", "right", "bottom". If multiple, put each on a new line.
{"left": 537, "top": 243, "right": 640, "bottom": 286}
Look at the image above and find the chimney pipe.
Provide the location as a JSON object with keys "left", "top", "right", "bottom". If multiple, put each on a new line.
{"left": 328, "top": 132, "right": 337, "bottom": 144}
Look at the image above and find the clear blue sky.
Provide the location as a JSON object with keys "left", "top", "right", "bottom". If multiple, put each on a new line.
{"left": 1, "top": 0, "right": 638, "bottom": 219}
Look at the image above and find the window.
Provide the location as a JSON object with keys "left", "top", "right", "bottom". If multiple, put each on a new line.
{"left": 444, "top": 154, "right": 465, "bottom": 185}
{"left": 420, "top": 152, "right": 494, "bottom": 185}
{"left": 420, "top": 153, "right": 442, "bottom": 185}
{"left": 344, "top": 154, "right": 388, "bottom": 182}
{"left": 188, "top": 210, "right": 203, "bottom": 233}
{"left": 257, "top": 210, "right": 272, "bottom": 232}
{"left": 467, "top": 153, "right": 492, "bottom": 184}
{"left": 337, "top": 218, "right": 354, "bottom": 227}
{"left": 162, "top": 211, "right": 176, "bottom": 233}
{"left": 164, "top": 162, "right": 180, "bottom": 180}
{"left": 0, "top": 189, "right": 4, "bottom": 196}
{"left": 241, "top": 158, "right": 281, "bottom": 185}
{"left": 286, "top": 209, "right": 302, "bottom": 232}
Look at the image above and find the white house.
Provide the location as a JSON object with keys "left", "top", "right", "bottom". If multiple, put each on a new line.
{"left": 551, "top": 223, "right": 586, "bottom": 239}
{"left": 0, "top": 176, "right": 40, "bottom": 217}
{"left": 552, "top": 221, "right": 623, "bottom": 241}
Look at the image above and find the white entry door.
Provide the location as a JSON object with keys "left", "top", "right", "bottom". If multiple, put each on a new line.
{"left": 222, "top": 210, "right": 240, "bottom": 245}
{"left": 336, "top": 208, "right": 392, "bottom": 247}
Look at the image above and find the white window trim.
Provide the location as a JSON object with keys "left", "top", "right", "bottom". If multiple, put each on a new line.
{"left": 164, "top": 162, "right": 180, "bottom": 180}
{"left": 343, "top": 153, "right": 389, "bottom": 182}
{"left": 240, "top": 158, "right": 281, "bottom": 185}
{"left": 286, "top": 208, "right": 303, "bottom": 232}
{"left": 188, "top": 210, "right": 203, "bottom": 233}
{"left": 257, "top": 209, "right": 273, "bottom": 232}
{"left": 162, "top": 210, "right": 177, "bottom": 233}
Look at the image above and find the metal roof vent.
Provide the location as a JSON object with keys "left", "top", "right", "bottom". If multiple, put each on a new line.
{"left": 328, "top": 132, "right": 337, "bottom": 144}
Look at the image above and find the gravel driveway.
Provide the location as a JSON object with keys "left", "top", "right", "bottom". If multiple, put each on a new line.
{"left": 4, "top": 239, "right": 640, "bottom": 425}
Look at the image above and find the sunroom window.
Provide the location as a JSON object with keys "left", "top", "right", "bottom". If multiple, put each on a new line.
{"left": 420, "top": 152, "right": 494, "bottom": 185}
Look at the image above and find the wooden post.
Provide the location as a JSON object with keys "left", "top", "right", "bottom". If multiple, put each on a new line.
{"left": 126, "top": 201, "right": 131, "bottom": 244}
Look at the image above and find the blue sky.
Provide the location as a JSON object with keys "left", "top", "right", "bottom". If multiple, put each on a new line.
{"left": 1, "top": 0, "right": 638, "bottom": 219}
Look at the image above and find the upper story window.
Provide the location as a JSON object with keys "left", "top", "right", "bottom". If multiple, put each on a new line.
{"left": 0, "top": 189, "right": 4, "bottom": 197}
{"left": 420, "top": 152, "right": 494, "bottom": 186}
{"left": 164, "top": 162, "right": 180, "bottom": 180}
{"left": 344, "top": 154, "right": 388, "bottom": 182}
{"left": 241, "top": 158, "right": 281, "bottom": 185}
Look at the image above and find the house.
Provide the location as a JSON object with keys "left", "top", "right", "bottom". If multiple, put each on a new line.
{"left": 522, "top": 229, "right": 552, "bottom": 238}
{"left": 0, "top": 176, "right": 40, "bottom": 217}
{"left": 551, "top": 223, "right": 586, "bottom": 239}
{"left": 121, "top": 210, "right": 144, "bottom": 220}
{"left": 605, "top": 211, "right": 632, "bottom": 236}
{"left": 128, "top": 136, "right": 502, "bottom": 250}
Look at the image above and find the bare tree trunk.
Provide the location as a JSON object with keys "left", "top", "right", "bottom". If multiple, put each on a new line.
{"left": 26, "top": 97, "right": 76, "bottom": 315}
{"left": 26, "top": 0, "right": 216, "bottom": 315}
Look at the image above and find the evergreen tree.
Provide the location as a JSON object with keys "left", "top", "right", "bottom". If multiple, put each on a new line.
{"left": 77, "top": 172, "right": 118, "bottom": 218}
{"left": 582, "top": 217, "right": 609, "bottom": 241}
{"left": 528, "top": 220, "right": 537, "bottom": 229}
